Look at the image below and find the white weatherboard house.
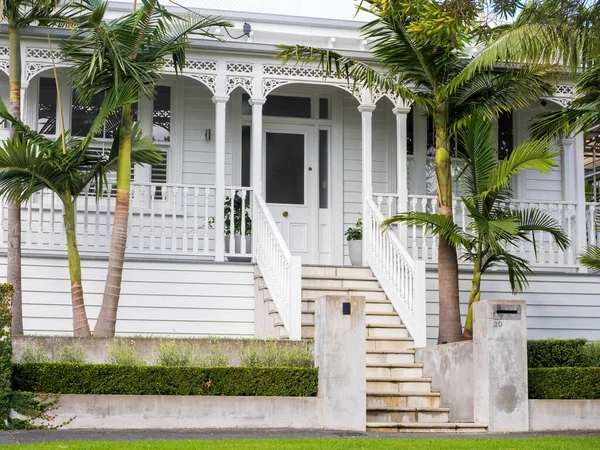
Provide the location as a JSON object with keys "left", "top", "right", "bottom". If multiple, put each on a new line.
{"left": 0, "top": 3, "right": 599, "bottom": 349}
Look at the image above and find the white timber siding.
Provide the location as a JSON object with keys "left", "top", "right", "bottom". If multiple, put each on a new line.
{"left": 425, "top": 270, "right": 600, "bottom": 345}
{"left": 177, "top": 78, "right": 233, "bottom": 186}
{"left": 515, "top": 104, "right": 563, "bottom": 202}
{"left": 343, "top": 92, "right": 392, "bottom": 263}
{"left": 0, "top": 256, "right": 255, "bottom": 336}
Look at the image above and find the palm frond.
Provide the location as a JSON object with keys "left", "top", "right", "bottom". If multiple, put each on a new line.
{"left": 482, "top": 251, "right": 533, "bottom": 294}
{"left": 382, "top": 211, "right": 471, "bottom": 249}
{"left": 580, "top": 245, "right": 600, "bottom": 271}
{"left": 514, "top": 208, "right": 571, "bottom": 251}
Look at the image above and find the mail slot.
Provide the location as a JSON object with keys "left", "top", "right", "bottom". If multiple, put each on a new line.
{"left": 493, "top": 304, "right": 522, "bottom": 320}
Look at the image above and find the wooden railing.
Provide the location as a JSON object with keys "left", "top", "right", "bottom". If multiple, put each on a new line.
{"left": 1, "top": 182, "right": 254, "bottom": 259}
{"left": 374, "top": 193, "right": 578, "bottom": 268}
{"left": 253, "top": 192, "right": 302, "bottom": 340}
{"left": 365, "top": 197, "right": 427, "bottom": 347}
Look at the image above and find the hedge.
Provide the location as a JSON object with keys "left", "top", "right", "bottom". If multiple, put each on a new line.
{"left": 527, "top": 339, "right": 589, "bottom": 368}
{"left": 13, "top": 363, "right": 318, "bottom": 397}
{"left": 529, "top": 367, "right": 600, "bottom": 399}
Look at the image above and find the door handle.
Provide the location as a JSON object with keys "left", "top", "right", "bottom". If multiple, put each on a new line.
{"left": 282, "top": 211, "right": 289, "bottom": 217}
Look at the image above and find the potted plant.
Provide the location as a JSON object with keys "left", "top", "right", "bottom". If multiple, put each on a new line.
{"left": 345, "top": 218, "right": 362, "bottom": 266}
{"left": 224, "top": 194, "right": 252, "bottom": 262}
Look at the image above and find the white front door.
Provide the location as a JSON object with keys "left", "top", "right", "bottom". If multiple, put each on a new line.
{"left": 264, "top": 124, "right": 318, "bottom": 264}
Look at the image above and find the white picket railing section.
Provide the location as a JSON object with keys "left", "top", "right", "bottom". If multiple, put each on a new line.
{"left": 585, "top": 203, "right": 600, "bottom": 248}
{"left": 253, "top": 192, "right": 302, "bottom": 340}
{"left": 0, "top": 183, "right": 254, "bottom": 259}
{"left": 365, "top": 197, "right": 427, "bottom": 348}
{"left": 374, "top": 193, "right": 578, "bottom": 268}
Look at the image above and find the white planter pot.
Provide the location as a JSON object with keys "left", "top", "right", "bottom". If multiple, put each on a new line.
{"left": 225, "top": 235, "right": 252, "bottom": 262}
{"left": 348, "top": 239, "right": 362, "bottom": 266}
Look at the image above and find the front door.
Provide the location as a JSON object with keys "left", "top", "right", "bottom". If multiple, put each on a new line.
{"left": 264, "top": 125, "right": 317, "bottom": 263}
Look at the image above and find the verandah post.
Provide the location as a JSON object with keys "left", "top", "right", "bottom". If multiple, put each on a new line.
{"left": 358, "top": 95, "right": 375, "bottom": 267}
{"left": 213, "top": 95, "right": 229, "bottom": 262}
{"left": 393, "top": 101, "right": 411, "bottom": 248}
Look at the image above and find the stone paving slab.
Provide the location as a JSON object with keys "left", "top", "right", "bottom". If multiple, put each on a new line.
{"left": 1, "top": 429, "right": 600, "bottom": 445}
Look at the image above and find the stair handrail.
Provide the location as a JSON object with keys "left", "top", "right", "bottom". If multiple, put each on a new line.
{"left": 365, "top": 197, "right": 427, "bottom": 347}
{"left": 253, "top": 192, "right": 302, "bottom": 339}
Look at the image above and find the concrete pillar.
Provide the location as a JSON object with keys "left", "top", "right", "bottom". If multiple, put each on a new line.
{"left": 473, "top": 299, "right": 528, "bottom": 432}
{"left": 315, "top": 295, "right": 366, "bottom": 431}
{"left": 213, "top": 95, "right": 229, "bottom": 261}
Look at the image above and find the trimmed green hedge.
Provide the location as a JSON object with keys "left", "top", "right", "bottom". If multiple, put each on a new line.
{"left": 527, "top": 339, "right": 588, "bottom": 368}
{"left": 529, "top": 367, "right": 600, "bottom": 399}
{"left": 13, "top": 363, "right": 318, "bottom": 397}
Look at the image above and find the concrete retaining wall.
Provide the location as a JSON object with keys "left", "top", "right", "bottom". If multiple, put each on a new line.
{"left": 415, "top": 341, "right": 473, "bottom": 422}
{"left": 53, "top": 395, "right": 322, "bottom": 429}
{"left": 12, "top": 336, "right": 311, "bottom": 366}
{"left": 529, "top": 400, "right": 600, "bottom": 431}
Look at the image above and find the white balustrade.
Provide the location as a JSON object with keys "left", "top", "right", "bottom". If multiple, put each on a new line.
{"left": 585, "top": 203, "right": 600, "bottom": 249}
{"left": 365, "top": 197, "right": 426, "bottom": 347}
{"left": 374, "top": 193, "right": 579, "bottom": 268}
{"left": 253, "top": 192, "right": 302, "bottom": 340}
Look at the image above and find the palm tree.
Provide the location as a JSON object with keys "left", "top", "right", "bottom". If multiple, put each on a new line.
{"left": 383, "top": 114, "right": 570, "bottom": 339}
{"left": 0, "top": 0, "right": 78, "bottom": 334}
{"left": 60, "top": 0, "right": 231, "bottom": 336}
{"left": 0, "top": 100, "right": 161, "bottom": 337}
{"left": 277, "top": 1, "right": 555, "bottom": 343}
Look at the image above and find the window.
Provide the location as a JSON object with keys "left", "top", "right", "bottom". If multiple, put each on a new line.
{"left": 319, "top": 98, "right": 330, "bottom": 119}
{"left": 265, "top": 132, "right": 305, "bottom": 204}
{"left": 319, "top": 129, "right": 329, "bottom": 208}
{"left": 241, "top": 126, "right": 251, "bottom": 187}
{"left": 498, "top": 111, "right": 514, "bottom": 160}
{"left": 406, "top": 106, "right": 414, "bottom": 155}
{"left": 242, "top": 94, "right": 311, "bottom": 118}
{"left": 71, "top": 90, "right": 137, "bottom": 138}
{"left": 38, "top": 78, "right": 57, "bottom": 135}
{"left": 153, "top": 86, "right": 171, "bottom": 142}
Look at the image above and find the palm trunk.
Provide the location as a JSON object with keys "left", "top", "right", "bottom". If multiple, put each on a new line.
{"left": 94, "top": 104, "right": 132, "bottom": 337}
{"left": 433, "top": 106, "right": 462, "bottom": 344}
{"left": 462, "top": 247, "right": 482, "bottom": 340}
{"left": 7, "top": 25, "right": 23, "bottom": 335}
{"left": 63, "top": 193, "right": 91, "bottom": 337}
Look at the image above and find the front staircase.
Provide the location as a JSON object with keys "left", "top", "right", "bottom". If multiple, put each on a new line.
{"left": 256, "top": 265, "right": 487, "bottom": 433}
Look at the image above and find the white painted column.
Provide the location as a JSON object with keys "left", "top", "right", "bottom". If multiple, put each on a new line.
{"left": 213, "top": 95, "right": 229, "bottom": 262}
{"left": 573, "top": 133, "right": 588, "bottom": 271}
{"left": 250, "top": 98, "right": 266, "bottom": 196}
{"left": 393, "top": 103, "right": 411, "bottom": 247}
{"left": 359, "top": 103, "right": 375, "bottom": 266}
{"left": 562, "top": 137, "right": 575, "bottom": 202}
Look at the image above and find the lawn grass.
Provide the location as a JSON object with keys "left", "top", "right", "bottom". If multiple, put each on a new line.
{"left": 0, "top": 437, "right": 598, "bottom": 450}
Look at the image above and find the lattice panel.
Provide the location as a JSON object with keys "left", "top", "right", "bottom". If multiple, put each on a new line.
{"left": 263, "top": 64, "right": 323, "bottom": 79}
{"left": 0, "top": 47, "right": 8, "bottom": 58}
{"left": 0, "top": 61, "right": 8, "bottom": 76}
{"left": 26, "top": 62, "right": 53, "bottom": 83}
{"left": 263, "top": 78, "right": 291, "bottom": 97}
{"left": 227, "top": 62, "right": 253, "bottom": 73}
{"left": 227, "top": 76, "right": 253, "bottom": 95}
{"left": 26, "top": 47, "right": 64, "bottom": 60}
{"left": 554, "top": 85, "right": 575, "bottom": 97}
{"left": 550, "top": 97, "right": 572, "bottom": 107}
{"left": 164, "top": 58, "right": 217, "bottom": 72}
{"left": 189, "top": 74, "right": 217, "bottom": 94}
{"left": 335, "top": 83, "right": 363, "bottom": 103}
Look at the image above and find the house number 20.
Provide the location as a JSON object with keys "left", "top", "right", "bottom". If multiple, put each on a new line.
{"left": 494, "top": 321, "right": 503, "bottom": 327}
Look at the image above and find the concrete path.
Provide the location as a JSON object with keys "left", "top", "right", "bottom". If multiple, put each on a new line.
{"left": 1, "top": 429, "right": 600, "bottom": 445}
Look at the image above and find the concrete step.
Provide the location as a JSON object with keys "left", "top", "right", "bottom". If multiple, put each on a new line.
{"left": 268, "top": 307, "right": 314, "bottom": 325}
{"left": 367, "top": 377, "right": 432, "bottom": 393}
{"left": 365, "top": 302, "right": 396, "bottom": 313}
{"left": 367, "top": 392, "right": 441, "bottom": 409}
{"left": 366, "top": 422, "right": 488, "bottom": 433}
{"left": 367, "top": 350, "right": 415, "bottom": 365}
{"left": 366, "top": 324, "right": 409, "bottom": 338}
{"left": 366, "top": 337, "right": 414, "bottom": 352}
{"left": 273, "top": 322, "right": 314, "bottom": 340}
{"left": 366, "top": 312, "right": 402, "bottom": 326}
{"left": 367, "top": 407, "right": 450, "bottom": 424}
{"left": 302, "top": 276, "right": 381, "bottom": 290}
{"left": 367, "top": 364, "right": 424, "bottom": 378}
{"left": 302, "top": 288, "right": 387, "bottom": 301}
{"left": 301, "top": 266, "right": 373, "bottom": 278}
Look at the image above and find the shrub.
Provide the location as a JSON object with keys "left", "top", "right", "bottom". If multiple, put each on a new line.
{"left": 54, "top": 344, "right": 87, "bottom": 364}
{"left": 105, "top": 341, "right": 145, "bottom": 366}
{"left": 0, "top": 283, "right": 13, "bottom": 424}
{"left": 239, "top": 340, "right": 313, "bottom": 368}
{"left": 581, "top": 341, "right": 600, "bottom": 367}
{"left": 195, "top": 339, "right": 230, "bottom": 367}
{"left": 527, "top": 339, "right": 588, "bottom": 368}
{"left": 13, "top": 363, "right": 318, "bottom": 397}
{"left": 154, "top": 340, "right": 193, "bottom": 367}
{"left": 529, "top": 367, "right": 600, "bottom": 399}
{"left": 19, "top": 342, "right": 50, "bottom": 364}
